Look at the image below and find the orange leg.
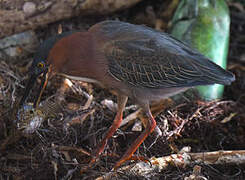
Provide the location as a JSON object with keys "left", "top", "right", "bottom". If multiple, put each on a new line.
{"left": 113, "top": 105, "right": 156, "bottom": 170}
{"left": 89, "top": 95, "right": 128, "bottom": 166}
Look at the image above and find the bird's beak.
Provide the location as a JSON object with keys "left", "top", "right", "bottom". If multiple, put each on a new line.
{"left": 33, "top": 69, "right": 49, "bottom": 108}
{"left": 19, "top": 68, "right": 49, "bottom": 108}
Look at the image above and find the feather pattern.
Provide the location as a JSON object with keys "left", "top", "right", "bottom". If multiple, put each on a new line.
{"left": 97, "top": 21, "right": 234, "bottom": 89}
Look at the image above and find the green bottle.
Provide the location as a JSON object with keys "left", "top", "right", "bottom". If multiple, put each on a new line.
{"left": 171, "top": 0, "right": 230, "bottom": 100}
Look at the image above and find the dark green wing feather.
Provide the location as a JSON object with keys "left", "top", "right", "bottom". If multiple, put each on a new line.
{"left": 105, "top": 39, "right": 204, "bottom": 88}
{"left": 98, "top": 21, "right": 234, "bottom": 88}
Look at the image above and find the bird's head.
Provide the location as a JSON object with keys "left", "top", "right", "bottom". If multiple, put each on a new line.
{"left": 19, "top": 31, "right": 74, "bottom": 108}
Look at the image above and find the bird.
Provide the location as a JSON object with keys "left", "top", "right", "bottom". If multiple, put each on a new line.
{"left": 19, "top": 20, "right": 235, "bottom": 169}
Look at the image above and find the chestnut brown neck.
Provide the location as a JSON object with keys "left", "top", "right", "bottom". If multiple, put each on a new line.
{"left": 47, "top": 32, "right": 97, "bottom": 78}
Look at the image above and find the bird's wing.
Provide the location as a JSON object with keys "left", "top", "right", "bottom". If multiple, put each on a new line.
{"left": 94, "top": 20, "right": 234, "bottom": 88}
{"left": 104, "top": 37, "right": 227, "bottom": 89}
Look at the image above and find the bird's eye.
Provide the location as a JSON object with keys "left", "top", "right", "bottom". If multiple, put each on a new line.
{"left": 37, "top": 62, "right": 44, "bottom": 68}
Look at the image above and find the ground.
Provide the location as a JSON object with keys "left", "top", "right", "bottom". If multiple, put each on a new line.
{"left": 0, "top": 0, "right": 245, "bottom": 179}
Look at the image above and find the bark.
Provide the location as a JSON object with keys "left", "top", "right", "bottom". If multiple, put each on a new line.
{"left": 96, "top": 150, "right": 245, "bottom": 179}
{"left": 0, "top": 0, "right": 142, "bottom": 39}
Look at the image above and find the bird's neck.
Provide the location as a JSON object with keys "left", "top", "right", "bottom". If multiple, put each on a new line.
{"left": 48, "top": 32, "right": 105, "bottom": 84}
{"left": 48, "top": 31, "right": 93, "bottom": 73}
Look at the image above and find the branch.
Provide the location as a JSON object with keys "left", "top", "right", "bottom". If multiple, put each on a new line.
{"left": 0, "top": 0, "right": 142, "bottom": 38}
{"left": 96, "top": 150, "right": 245, "bottom": 179}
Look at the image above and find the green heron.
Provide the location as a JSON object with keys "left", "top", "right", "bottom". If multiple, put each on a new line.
{"left": 19, "top": 20, "right": 235, "bottom": 169}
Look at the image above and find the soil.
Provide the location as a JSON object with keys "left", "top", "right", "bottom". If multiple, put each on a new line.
{"left": 0, "top": 0, "right": 245, "bottom": 179}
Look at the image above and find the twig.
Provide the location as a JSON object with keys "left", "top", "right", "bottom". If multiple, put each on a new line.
{"left": 53, "top": 145, "right": 91, "bottom": 156}
{"left": 96, "top": 150, "right": 245, "bottom": 179}
{"left": 120, "top": 109, "right": 141, "bottom": 127}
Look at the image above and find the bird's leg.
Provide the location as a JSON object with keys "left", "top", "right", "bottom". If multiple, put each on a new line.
{"left": 89, "top": 95, "right": 128, "bottom": 166}
{"left": 139, "top": 99, "right": 173, "bottom": 137}
{"left": 113, "top": 104, "right": 156, "bottom": 170}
